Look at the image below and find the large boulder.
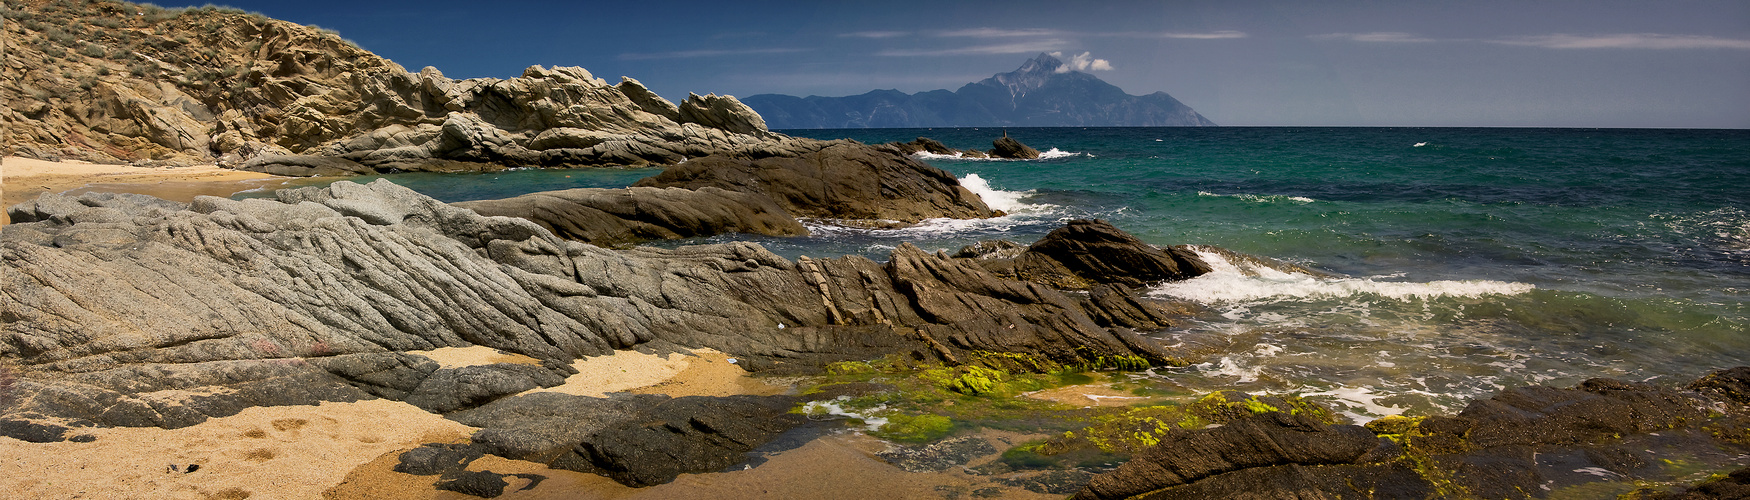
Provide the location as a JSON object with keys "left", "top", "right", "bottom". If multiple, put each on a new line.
{"left": 990, "top": 135, "right": 1041, "bottom": 159}
{"left": 1014, "top": 219, "right": 1212, "bottom": 289}
{"left": 454, "top": 186, "right": 807, "bottom": 247}
{"left": 634, "top": 142, "right": 996, "bottom": 223}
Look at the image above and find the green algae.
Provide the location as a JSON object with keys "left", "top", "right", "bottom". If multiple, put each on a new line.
{"left": 874, "top": 413, "right": 955, "bottom": 443}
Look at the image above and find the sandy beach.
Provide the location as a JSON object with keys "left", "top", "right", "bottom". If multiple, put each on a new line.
{"left": 1, "top": 156, "right": 296, "bottom": 225}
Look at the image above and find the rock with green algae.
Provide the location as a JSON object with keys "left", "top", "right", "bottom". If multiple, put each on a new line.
{"left": 1071, "top": 369, "right": 1750, "bottom": 500}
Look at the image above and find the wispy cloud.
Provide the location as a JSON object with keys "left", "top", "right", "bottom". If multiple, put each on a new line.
{"left": 1049, "top": 51, "right": 1113, "bottom": 72}
{"left": 1311, "top": 32, "right": 1436, "bottom": 43}
{"left": 1488, "top": 33, "right": 1750, "bottom": 50}
{"left": 876, "top": 39, "right": 1071, "bottom": 57}
{"left": 841, "top": 31, "right": 908, "bottom": 39}
{"left": 937, "top": 28, "right": 1065, "bottom": 38}
{"left": 1150, "top": 30, "right": 1249, "bottom": 39}
{"left": 617, "top": 47, "right": 809, "bottom": 61}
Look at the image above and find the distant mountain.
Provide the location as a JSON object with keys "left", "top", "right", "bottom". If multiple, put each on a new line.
{"left": 742, "top": 53, "right": 1216, "bottom": 128}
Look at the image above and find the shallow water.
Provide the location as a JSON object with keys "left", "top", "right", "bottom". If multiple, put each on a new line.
{"left": 251, "top": 127, "right": 1750, "bottom": 420}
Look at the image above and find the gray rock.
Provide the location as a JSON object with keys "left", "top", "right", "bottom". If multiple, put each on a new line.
{"left": 877, "top": 436, "right": 998, "bottom": 473}
{"left": 454, "top": 186, "right": 807, "bottom": 247}
{"left": 240, "top": 154, "right": 373, "bottom": 177}
{"left": 990, "top": 135, "right": 1040, "bottom": 159}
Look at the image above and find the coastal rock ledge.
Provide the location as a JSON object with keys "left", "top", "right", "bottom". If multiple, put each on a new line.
{"left": 0, "top": 180, "right": 1184, "bottom": 433}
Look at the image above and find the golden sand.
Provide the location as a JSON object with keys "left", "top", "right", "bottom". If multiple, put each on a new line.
{"left": 1, "top": 156, "right": 294, "bottom": 225}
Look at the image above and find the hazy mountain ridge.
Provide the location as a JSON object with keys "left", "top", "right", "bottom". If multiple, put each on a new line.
{"left": 743, "top": 53, "right": 1216, "bottom": 129}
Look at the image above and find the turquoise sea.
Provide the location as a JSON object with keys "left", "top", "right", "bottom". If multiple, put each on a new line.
{"left": 255, "top": 127, "right": 1750, "bottom": 421}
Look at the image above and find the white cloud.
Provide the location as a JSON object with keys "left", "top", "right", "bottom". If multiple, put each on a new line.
{"left": 1054, "top": 51, "right": 1113, "bottom": 72}
{"left": 1310, "top": 32, "right": 1436, "bottom": 43}
{"left": 842, "top": 31, "right": 908, "bottom": 39}
{"left": 617, "top": 47, "right": 809, "bottom": 61}
{"left": 1152, "top": 30, "right": 1249, "bottom": 39}
{"left": 937, "top": 28, "right": 1064, "bottom": 38}
{"left": 1488, "top": 33, "right": 1750, "bottom": 50}
{"left": 876, "top": 39, "right": 1070, "bottom": 57}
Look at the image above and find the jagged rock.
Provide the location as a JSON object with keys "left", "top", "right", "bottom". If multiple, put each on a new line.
{"left": 890, "top": 137, "right": 957, "bottom": 155}
{"left": 634, "top": 142, "right": 996, "bottom": 223}
{"left": 454, "top": 186, "right": 807, "bottom": 247}
{"left": 1075, "top": 371, "right": 1750, "bottom": 500}
{"left": 1014, "top": 219, "right": 1212, "bottom": 289}
{"left": 241, "top": 154, "right": 373, "bottom": 177}
{"left": 1, "top": 179, "right": 1188, "bottom": 432}
{"left": 1073, "top": 412, "right": 1381, "bottom": 500}
{"left": 677, "top": 93, "right": 768, "bottom": 136}
{"left": 990, "top": 135, "right": 1040, "bottom": 159}
{"left": 558, "top": 395, "right": 806, "bottom": 487}
{"left": 877, "top": 436, "right": 997, "bottom": 473}
{"left": 1688, "top": 366, "right": 1750, "bottom": 405}
{"left": 394, "top": 443, "right": 486, "bottom": 476}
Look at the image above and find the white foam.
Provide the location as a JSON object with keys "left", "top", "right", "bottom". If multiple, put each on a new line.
{"left": 910, "top": 149, "right": 1082, "bottom": 162}
{"left": 800, "top": 396, "right": 888, "bottom": 431}
{"left": 1301, "top": 385, "right": 1406, "bottom": 421}
{"left": 1149, "top": 249, "right": 1535, "bottom": 304}
{"left": 1414, "top": 142, "right": 1428, "bottom": 147}
{"left": 1201, "top": 356, "right": 1264, "bottom": 383}
{"left": 959, "top": 173, "right": 1053, "bottom": 213}
{"left": 1197, "top": 191, "right": 1316, "bottom": 203}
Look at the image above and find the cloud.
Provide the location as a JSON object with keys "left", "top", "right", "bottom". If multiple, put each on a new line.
{"left": 841, "top": 31, "right": 908, "bottom": 39}
{"left": 876, "top": 39, "right": 1071, "bottom": 57}
{"left": 617, "top": 47, "right": 809, "bottom": 61}
{"left": 1310, "top": 32, "right": 1436, "bottom": 43}
{"left": 937, "top": 28, "right": 1064, "bottom": 38}
{"left": 1150, "top": 30, "right": 1249, "bottom": 39}
{"left": 1488, "top": 33, "right": 1750, "bottom": 50}
{"left": 1051, "top": 51, "right": 1113, "bottom": 72}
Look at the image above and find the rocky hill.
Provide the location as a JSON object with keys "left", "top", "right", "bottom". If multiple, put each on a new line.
{"left": 0, "top": 0, "right": 805, "bottom": 170}
{"left": 742, "top": 53, "right": 1217, "bottom": 129}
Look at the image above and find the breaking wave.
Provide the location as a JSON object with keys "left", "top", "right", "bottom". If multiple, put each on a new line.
{"left": 1149, "top": 248, "right": 1534, "bottom": 303}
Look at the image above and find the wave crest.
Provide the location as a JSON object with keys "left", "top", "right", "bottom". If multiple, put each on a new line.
{"left": 1149, "top": 248, "right": 1535, "bottom": 303}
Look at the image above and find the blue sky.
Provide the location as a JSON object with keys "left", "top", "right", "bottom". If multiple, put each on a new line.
{"left": 161, "top": 0, "right": 1749, "bottom": 127}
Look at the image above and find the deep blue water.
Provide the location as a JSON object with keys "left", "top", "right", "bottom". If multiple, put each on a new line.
{"left": 254, "top": 127, "right": 1750, "bottom": 419}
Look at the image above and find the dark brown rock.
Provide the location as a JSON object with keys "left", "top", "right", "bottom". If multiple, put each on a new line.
{"left": 1014, "top": 219, "right": 1212, "bottom": 290}
{"left": 990, "top": 135, "right": 1041, "bottom": 159}
{"left": 454, "top": 186, "right": 807, "bottom": 247}
{"left": 634, "top": 142, "right": 996, "bottom": 223}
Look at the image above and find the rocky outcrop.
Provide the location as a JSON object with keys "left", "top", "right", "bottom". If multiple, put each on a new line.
{"left": 2, "top": 1, "right": 815, "bottom": 171}
{"left": 633, "top": 141, "right": 997, "bottom": 223}
{"left": 1074, "top": 368, "right": 1750, "bottom": 500}
{"left": 0, "top": 180, "right": 1185, "bottom": 435}
{"left": 453, "top": 186, "right": 807, "bottom": 247}
{"left": 990, "top": 135, "right": 1040, "bottom": 159}
{"left": 964, "top": 219, "right": 1213, "bottom": 290}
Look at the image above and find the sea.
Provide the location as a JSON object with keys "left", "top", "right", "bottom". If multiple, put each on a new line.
{"left": 250, "top": 127, "right": 1750, "bottom": 422}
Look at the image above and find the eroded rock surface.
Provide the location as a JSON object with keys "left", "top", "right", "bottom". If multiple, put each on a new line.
{"left": 454, "top": 186, "right": 807, "bottom": 248}
{"left": 1074, "top": 370, "right": 1750, "bottom": 500}
{"left": 1, "top": 180, "right": 1183, "bottom": 435}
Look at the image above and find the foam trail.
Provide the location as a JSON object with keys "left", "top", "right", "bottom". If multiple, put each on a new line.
{"left": 1150, "top": 249, "right": 1535, "bottom": 303}
{"left": 960, "top": 173, "right": 1051, "bottom": 213}
{"left": 1197, "top": 191, "right": 1315, "bottom": 203}
{"left": 911, "top": 149, "right": 1082, "bottom": 161}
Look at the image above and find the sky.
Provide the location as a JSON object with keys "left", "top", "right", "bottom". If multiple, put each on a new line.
{"left": 157, "top": 0, "right": 1750, "bottom": 128}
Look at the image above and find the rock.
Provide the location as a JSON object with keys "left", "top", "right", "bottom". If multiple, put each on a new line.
{"left": 1075, "top": 371, "right": 1750, "bottom": 500}
{"left": 990, "top": 135, "right": 1040, "bottom": 159}
{"left": 1, "top": 179, "right": 1192, "bottom": 437}
{"left": 1014, "top": 219, "right": 1212, "bottom": 289}
{"left": 634, "top": 142, "right": 996, "bottom": 223}
{"left": 240, "top": 154, "right": 374, "bottom": 177}
{"left": 890, "top": 137, "right": 957, "bottom": 155}
{"left": 877, "top": 436, "right": 998, "bottom": 473}
{"left": 434, "top": 471, "right": 510, "bottom": 498}
{"left": 394, "top": 443, "right": 485, "bottom": 476}
{"left": 997, "top": 470, "right": 1099, "bottom": 495}
{"left": 1688, "top": 366, "right": 1750, "bottom": 405}
{"left": 454, "top": 186, "right": 807, "bottom": 247}
{"left": 559, "top": 395, "right": 807, "bottom": 487}
{"left": 677, "top": 93, "right": 768, "bottom": 136}
{"left": 1073, "top": 412, "right": 1381, "bottom": 500}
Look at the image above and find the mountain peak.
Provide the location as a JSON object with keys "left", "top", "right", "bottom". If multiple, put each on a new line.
{"left": 1018, "top": 52, "right": 1064, "bottom": 74}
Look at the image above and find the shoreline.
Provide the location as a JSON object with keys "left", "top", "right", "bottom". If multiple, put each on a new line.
{"left": 1, "top": 156, "right": 295, "bottom": 225}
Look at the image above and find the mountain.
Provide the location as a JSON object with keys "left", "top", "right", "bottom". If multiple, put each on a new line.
{"left": 741, "top": 53, "right": 1216, "bottom": 128}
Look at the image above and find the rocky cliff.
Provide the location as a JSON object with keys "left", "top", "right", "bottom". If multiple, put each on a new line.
{"left": 741, "top": 53, "right": 1217, "bottom": 129}
{"left": 1, "top": 0, "right": 808, "bottom": 171}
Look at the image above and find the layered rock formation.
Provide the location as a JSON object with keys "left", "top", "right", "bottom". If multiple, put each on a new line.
{"left": 1073, "top": 368, "right": 1750, "bottom": 500}
{"left": 1, "top": 0, "right": 812, "bottom": 171}
{"left": 742, "top": 53, "right": 1217, "bottom": 129}
{"left": 0, "top": 180, "right": 1187, "bottom": 434}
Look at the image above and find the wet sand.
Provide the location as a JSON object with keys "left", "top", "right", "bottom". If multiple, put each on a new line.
{"left": 1, "top": 156, "right": 296, "bottom": 225}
